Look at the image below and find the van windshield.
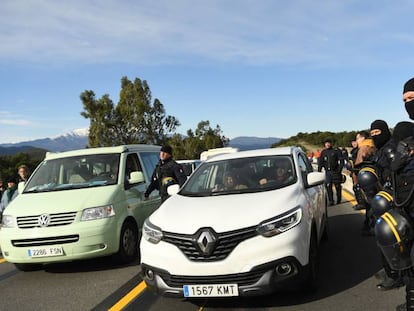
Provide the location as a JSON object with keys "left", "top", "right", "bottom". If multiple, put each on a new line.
{"left": 180, "top": 155, "right": 297, "bottom": 197}
{"left": 24, "top": 154, "right": 121, "bottom": 193}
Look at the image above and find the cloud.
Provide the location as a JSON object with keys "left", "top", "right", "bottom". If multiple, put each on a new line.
{"left": 1, "top": 0, "right": 414, "bottom": 67}
{"left": 0, "top": 119, "right": 33, "bottom": 126}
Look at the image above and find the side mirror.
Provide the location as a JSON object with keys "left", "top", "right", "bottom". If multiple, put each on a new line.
{"left": 167, "top": 184, "right": 180, "bottom": 195}
{"left": 128, "top": 171, "right": 145, "bottom": 184}
{"left": 306, "top": 171, "right": 325, "bottom": 187}
{"left": 18, "top": 181, "right": 25, "bottom": 194}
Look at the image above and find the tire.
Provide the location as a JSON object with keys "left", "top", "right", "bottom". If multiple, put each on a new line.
{"left": 14, "top": 263, "right": 43, "bottom": 272}
{"left": 116, "top": 220, "right": 139, "bottom": 264}
{"left": 302, "top": 232, "right": 319, "bottom": 292}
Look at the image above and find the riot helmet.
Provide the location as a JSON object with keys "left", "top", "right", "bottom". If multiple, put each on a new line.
{"left": 357, "top": 166, "right": 380, "bottom": 198}
{"left": 375, "top": 209, "right": 414, "bottom": 270}
{"left": 371, "top": 191, "right": 393, "bottom": 217}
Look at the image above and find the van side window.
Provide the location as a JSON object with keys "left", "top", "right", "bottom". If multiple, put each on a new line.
{"left": 125, "top": 153, "right": 142, "bottom": 181}
{"left": 140, "top": 152, "right": 160, "bottom": 182}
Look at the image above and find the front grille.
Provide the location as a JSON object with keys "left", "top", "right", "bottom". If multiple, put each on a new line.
{"left": 157, "top": 268, "right": 266, "bottom": 287}
{"left": 11, "top": 235, "right": 79, "bottom": 247}
{"left": 162, "top": 226, "right": 257, "bottom": 262}
{"left": 17, "top": 212, "right": 77, "bottom": 228}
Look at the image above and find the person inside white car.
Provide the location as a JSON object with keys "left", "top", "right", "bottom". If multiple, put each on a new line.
{"left": 214, "top": 171, "right": 247, "bottom": 191}
{"left": 259, "top": 158, "right": 293, "bottom": 186}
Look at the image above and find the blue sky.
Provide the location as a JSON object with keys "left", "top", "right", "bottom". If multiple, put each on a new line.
{"left": 1, "top": 0, "right": 414, "bottom": 144}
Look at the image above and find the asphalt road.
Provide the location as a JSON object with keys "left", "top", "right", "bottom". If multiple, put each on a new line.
{"left": 0, "top": 184, "right": 407, "bottom": 311}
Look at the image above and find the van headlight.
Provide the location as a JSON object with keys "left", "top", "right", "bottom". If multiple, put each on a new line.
{"left": 143, "top": 219, "right": 163, "bottom": 244}
{"left": 1, "top": 215, "right": 15, "bottom": 228}
{"left": 81, "top": 205, "right": 115, "bottom": 221}
{"left": 257, "top": 207, "right": 302, "bottom": 237}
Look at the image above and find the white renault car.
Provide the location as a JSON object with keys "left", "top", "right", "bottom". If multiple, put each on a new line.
{"left": 140, "top": 147, "right": 327, "bottom": 298}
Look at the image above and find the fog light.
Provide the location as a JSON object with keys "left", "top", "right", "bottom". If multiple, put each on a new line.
{"left": 275, "top": 263, "right": 292, "bottom": 276}
{"left": 145, "top": 269, "right": 154, "bottom": 281}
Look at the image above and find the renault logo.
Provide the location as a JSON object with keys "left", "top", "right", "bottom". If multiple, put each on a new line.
{"left": 38, "top": 214, "right": 50, "bottom": 227}
{"left": 196, "top": 228, "right": 217, "bottom": 256}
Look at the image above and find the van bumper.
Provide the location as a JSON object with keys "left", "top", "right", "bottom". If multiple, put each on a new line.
{"left": 0, "top": 219, "right": 119, "bottom": 264}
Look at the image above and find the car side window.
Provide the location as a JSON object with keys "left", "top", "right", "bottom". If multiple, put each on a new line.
{"left": 297, "top": 153, "right": 312, "bottom": 182}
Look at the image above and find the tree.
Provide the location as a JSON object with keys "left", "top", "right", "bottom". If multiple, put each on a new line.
{"left": 80, "top": 91, "right": 116, "bottom": 147}
{"left": 168, "top": 121, "right": 229, "bottom": 159}
{"left": 80, "top": 76, "right": 180, "bottom": 147}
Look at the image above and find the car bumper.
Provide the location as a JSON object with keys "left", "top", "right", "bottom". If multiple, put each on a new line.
{"left": 0, "top": 218, "right": 119, "bottom": 264}
{"left": 142, "top": 257, "right": 307, "bottom": 297}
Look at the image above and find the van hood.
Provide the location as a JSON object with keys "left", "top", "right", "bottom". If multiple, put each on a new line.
{"left": 149, "top": 185, "right": 302, "bottom": 234}
{"left": 4, "top": 185, "right": 121, "bottom": 216}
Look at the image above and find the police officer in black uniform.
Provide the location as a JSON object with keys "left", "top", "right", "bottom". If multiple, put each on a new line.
{"left": 366, "top": 119, "right": 405, "bottom": 290}
{"left": 144, "top": 145, "right": 187, "bottom": 202}
{"left": 318, "top": 139, "right": 344, "bottom": 206}
{"left": 375, "top": 77, "right": 414, "bottom": 311}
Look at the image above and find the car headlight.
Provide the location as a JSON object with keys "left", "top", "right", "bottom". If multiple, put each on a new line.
{"left": 257, "top": 207, "right": 302, "bottom": 237}
{"left": 143, "top": 219, "right": 163, "bottom": 244}
{"left": 81, "top": 205, "right": 115, "bottom": 221}
{"left": 1, "top": 215, "right": 15, "bottom": 228}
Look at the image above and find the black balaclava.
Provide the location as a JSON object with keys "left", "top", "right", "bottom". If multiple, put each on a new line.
{"left": 370, "top": 119, "right": 391, "bottom": 149}
{"left": 403, "top": 78, "right": 414, "bottom": 120}
{"left": 392, "top": 121, "right": 414, "bottom": 142}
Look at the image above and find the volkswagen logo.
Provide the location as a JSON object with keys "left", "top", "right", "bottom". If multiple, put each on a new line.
{"left": 195, "top": 228, "right": 217, "bottom": 256}
{"left": 38, "top": 214, "right": 50, "bottom": 227}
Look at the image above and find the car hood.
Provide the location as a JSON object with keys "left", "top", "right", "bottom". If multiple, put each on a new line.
{"left": 149, "top": 185, "right": 302, "bottom": 234}
{"left": 4, "top": 185, "right": 121, "bottom": 216}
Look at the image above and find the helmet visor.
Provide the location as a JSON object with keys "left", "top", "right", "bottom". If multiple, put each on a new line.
{"left": 378, "top": 241, "right": 412, "bottom": 270}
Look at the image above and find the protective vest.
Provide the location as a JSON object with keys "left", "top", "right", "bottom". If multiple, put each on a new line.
{"left": 319, "top": 148, "right": 341, "bottom": 171}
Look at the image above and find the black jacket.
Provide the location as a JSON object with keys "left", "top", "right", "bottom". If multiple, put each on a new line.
{"left": 145, "top": 157, "right": 187, "bottom": 201}
{"left": 318, "top": 147, "right": 344, "bottom": 173}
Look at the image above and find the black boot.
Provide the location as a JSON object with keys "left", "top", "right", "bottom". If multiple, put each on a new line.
{"left": 326, "top": 183, "right": 334, "bottom": 205}
{"left": 353, "top": 184, "right": 367, "bottom": 210}
{"left": 336, "top": 183, "right": 342, "bottom": 204}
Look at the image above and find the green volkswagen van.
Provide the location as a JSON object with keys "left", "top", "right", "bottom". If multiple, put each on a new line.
{"left": 0, "top": 145, "right": 162, "bottom": 271}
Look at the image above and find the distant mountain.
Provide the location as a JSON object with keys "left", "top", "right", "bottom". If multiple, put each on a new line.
{"left": 0, "top": 129, "right": 282, "bottom": 155}
{"left": 0, "top": 145, "right": 48, "bottom": 156}
{"left": 229, "top": 136, "right": 281, "bottom": 151}
{"left": 0, "top": 128, "right": 89, "bottom": 155}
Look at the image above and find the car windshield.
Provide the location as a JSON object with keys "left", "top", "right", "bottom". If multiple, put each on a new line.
{"left": 24, "top": 154, "right": 120, "bottom": 193}
{"left": 180, "top": 155, "right": 297, "bottom": 197}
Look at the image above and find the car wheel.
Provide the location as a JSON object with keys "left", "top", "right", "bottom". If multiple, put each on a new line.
{"left": 116, "top": 220, "right": 139, "bottom": 264}
{"left": 14, "top": 263, "right": 43, "bottom": 272}
{"left": 302, "top": 232, "right": 318, "bottom": 292}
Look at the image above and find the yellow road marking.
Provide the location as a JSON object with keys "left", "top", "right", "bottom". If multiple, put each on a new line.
{"left": 108, "top": 281, "right": 147, "bottom": 311}
{"left": 342, "top": 190, "right": 356, "bottom": 203}
{"left": 0, "top": 258, "right": 6, "bottom": 264}
{"left": 341, "top": 190, "right": 365, "bottom": 214}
